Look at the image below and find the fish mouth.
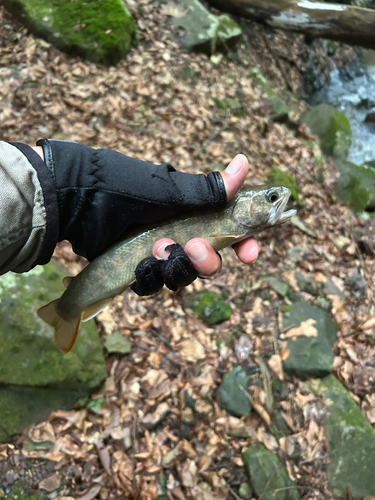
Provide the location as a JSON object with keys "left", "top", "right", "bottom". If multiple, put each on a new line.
{"left": 269, "top": 190, "right": 297, "bottom": 226}
{"left": 276, "top": 208, "right": 297, "bottom": 224}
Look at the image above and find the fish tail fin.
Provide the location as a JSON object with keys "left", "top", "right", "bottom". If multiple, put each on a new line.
{"left": 37, "top": 299, "right": 80, "bottom": 354}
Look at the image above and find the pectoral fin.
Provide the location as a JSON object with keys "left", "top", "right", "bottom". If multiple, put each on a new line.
{"left": 209, "top": 233, "right": 245, "bottom": 239}
{"left": 81, "top": 297, "right": 115, "bottom": 322}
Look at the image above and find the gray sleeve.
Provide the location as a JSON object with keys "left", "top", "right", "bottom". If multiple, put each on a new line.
{"left": 0, "top": 142, "right": 52, "bottom": 274}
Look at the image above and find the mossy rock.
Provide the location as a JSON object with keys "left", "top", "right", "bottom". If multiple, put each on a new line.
{"left": 282, "top": 302, "right": 337, "bottom": 379}
{"left": 243, "top": 444, "right": 299, "bottom": 500}
{"left": 308, "top": 375, "right": 375, "bottom": 497}
{"left": 217, "top": 366, "right": 252, "bottom": 417}
{"left": 269, "top": 97, "right": 289, "bottom": 123}
{"left": 301, "top": 103, "right": 351, "bottom": 159}
{"left": 173, "top": 0, "right": 241, "bottom": 55}
{"left": 267, "top": 168, "right": 300, "bottom": 203}
{"left": 334, "top": 159, "right": 375, "bottom": 212}
{"left": 2, "top": 0, "right": 137, "bottom": 65}
{"left": 0, "top": 261, "right": 106, "bottom": 441}
{"left": 185, "top": 290, "right": 231, "bottom": 325}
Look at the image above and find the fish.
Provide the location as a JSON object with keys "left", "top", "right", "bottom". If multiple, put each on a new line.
{"left": 37, "top": 185, "right": 296, "bottom": 353}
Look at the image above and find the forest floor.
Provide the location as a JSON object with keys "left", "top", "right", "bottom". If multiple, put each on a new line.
{"left": 0, "top": 1, "right": 374, "bottom": 499}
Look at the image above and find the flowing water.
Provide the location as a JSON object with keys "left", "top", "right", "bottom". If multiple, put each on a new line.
{"left": 314, "top": 50, "right": 375, "bottom": 165}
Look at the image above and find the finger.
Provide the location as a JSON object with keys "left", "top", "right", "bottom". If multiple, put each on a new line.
{"left": 220, "top": 154, "right": 249, "bottom": 201}
{"left": 185, "top": 238, "right": 221, "bottom": 277}
{"left": 232, "top": 237, "right": 259, "bottom": 265}
{"left": 153, "top": 238, "right": 176, "bottom": 259}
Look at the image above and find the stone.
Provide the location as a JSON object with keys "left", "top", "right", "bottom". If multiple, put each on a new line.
{"left": 185, "top": 290, "right": 231, "bottom": 325}
{"left": 243, "top": 444, "right": 298, "bottom": 500}
{"left": 173, "top": 0, "right": 241, "bottom": 55}
{"left": 263, "top": 277, "right": 289, "bottom": 298}
{"left": 269, "top": 97, "right": 289, "bottom": 123}
{"left": 0, "top": 261, "right": 106, "bottom": 442}
{"left": 238, "top": 482, "right": 253, "bottom": 500}
{"left": 334, "top": 159, "right": 375, "bottom": 212}
{"left": 301, "top": 103, "right": 352, "bottom": 159}
{"left": 282, "top": 302, "right": 337, "bottom": 379}
{"left": 217, "top": 366, "right": 252, "bottom": 417}
{"left": 308, "top": 375, "right": 375, "bottom": 497}
{"left": 2, "top": 0, "right": 137, "bottom": 65}
{"left": 267, "top": 168, "right": 299, "bottom": 203}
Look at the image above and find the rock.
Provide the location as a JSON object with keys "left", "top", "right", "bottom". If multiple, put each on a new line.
{"left": 269, "top": 97, "right": 289, "bottom": 123}
{"left": 295, "top": 272, "right": 320, "bottom": 296}
{"left": 243, "top": 444, "right": 298, "bottom": 500}
{"left": 2, "top": 0, "right": 137, "bottom": 65}
{"left": 267, "top": 168, "right": 299, "bottom": 203}
{"left": 345, "top": 267, "right": 366, "bottom": 293}
{"left": 0, "top": 261, "right": 106, "bottom": 442}
{"left": 308, "top": 375, "right": 375, "bottom": 497}
{"left": 334, "top": 159, "right": 375, "bottom": 212}
{"left": 263, "top": 276, "right": 289, "bottom": 298}
{"left": 301, "top": 103, "right": 351, "bottom": 159}
{"left": 365, "top": 108, "right": 375, "bottom": 123}
{"left": 217, "top": 366, "right": 252, "bottom": 417}
{"left": 238, "top": 482, "right": 253, "bottom": 500}
{"left": 282, "top": 302, "right": 337, "bottom": 379}
{"left": 185, "top": 290, "right": 231, "bottom": 325}
{"left": 173, "top": 0, "right": 241, "bottom": 55}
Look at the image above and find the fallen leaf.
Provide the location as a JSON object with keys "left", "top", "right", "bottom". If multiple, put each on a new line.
{"left": 105, "top": 331, "right": 132, "bottom": 354}
{"left": 39, "top": 473, "right": 61, "bottom": 492}
{"left": 280, "top": 348, "right": 290, "bottom": 361}
{"left": 268, "top": 354, "right": 284, "bottom": 380}
{"left": 77, "top": 485, "right": 102, "bottom": 500}
{"left": 178, "top": 338, "right": 205, "bottom": 362}
{"left": 160, "top": 1, "right": 188, "bottom": 18}
{"left": 284, "top": 319, "right": 318, "bottom": 339}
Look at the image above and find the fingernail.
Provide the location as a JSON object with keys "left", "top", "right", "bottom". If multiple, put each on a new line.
{"left": 187, "top": 242, "right": 208, "bottom": 262}
{"left": 156, "top": 242, "right": 171, "bottom": 260}
{"left": 225, "top": 155, "right": 243, "bottom": 175}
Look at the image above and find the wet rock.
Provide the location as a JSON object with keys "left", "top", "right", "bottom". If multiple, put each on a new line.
{"left": 0, "top": 262, "right": 106, "bottom": 442}
{"left": 217, "top": 366, "right": 252, "bottom": 417}
{"left": 334, "top": 159, "right": 375, "bottom": 212}
{"left": 243, "top": 444, "right": 298, "bottom": 500}
{"left": 282, "top": 302, "right": 337, "bottom": 379}
{"left": 185, "top": 290, "right": 231, "bottom": 325}
{"left": 267, "top": 168, "right": 299, "bottom": 203}
{"left": 365, "top": 108, "right": 375, "bottom": 123}
{"left": 2, "top": 0, "right": 137, "bottom": 65}
{"left": 301, "top": 103, "right": 351, "bottom": 159}
{"left": 173, "top": 0, "right": 241, "bottom": 55}
{"left": 308, "top": 375, "right": 375, "bottom": 498}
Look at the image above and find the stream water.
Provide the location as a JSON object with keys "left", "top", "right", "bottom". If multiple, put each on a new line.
{"left": 313, "top": 49, "right": 375, "bottom": 166}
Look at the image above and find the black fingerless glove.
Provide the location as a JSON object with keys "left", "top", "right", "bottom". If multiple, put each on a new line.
{"left": 10, "top": 140, "right": 227, "bottom": 293}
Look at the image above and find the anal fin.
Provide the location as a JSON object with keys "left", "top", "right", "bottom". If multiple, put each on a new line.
{"left": 81, "top": 297, "right": 115, "bottom": 322}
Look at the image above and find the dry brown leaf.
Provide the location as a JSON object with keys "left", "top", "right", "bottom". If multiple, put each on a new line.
{"left": 268, "top": 354, "right": 284, "bottom": 380}
{"left": 361, "top": 317, "right": 375, "bottom": 331}
{"left": 280, "top": 348, "right": 291, "bottom": 361}
{"left": 39, "top": 473, "right": 61, "bottom": 492}
{"left": 77, "top": 485, "right": 102, "bottom": 500}
{"left": 160, "top": 1, "right": 188, "bottom": 18}
{"left": 284, "top": 319, "right": 318, "bottom": 339}
{"left": 177, "top": 338, "right": 205, "bottom": 362}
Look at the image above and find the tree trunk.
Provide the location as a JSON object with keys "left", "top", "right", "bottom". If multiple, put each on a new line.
{"left": 206, "top": 0, "right": 375, "bottom": 48}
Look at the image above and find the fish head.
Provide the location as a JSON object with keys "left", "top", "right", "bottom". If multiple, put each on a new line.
{"left": 231, "top": 185, "right": 296, "bottom": 233}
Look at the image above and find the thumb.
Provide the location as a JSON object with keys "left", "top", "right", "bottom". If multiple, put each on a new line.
{"left": 220, "top": 154, "right": 249, "bottom": 200}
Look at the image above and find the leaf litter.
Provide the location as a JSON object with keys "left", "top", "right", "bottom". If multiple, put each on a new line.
{"left": 0, "top": 1, "right": 374, "bottom": 499}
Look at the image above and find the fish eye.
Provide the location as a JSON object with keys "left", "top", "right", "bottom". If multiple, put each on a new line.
{"left": 266, "top": 190, "right": 279, "bottom": 203}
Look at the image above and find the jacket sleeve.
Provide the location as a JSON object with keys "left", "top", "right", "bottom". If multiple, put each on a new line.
{"left": 0, "top": 141, "right": 58, "bottom": 275}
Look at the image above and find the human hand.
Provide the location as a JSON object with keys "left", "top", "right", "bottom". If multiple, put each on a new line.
{"left": 153, "top": 154, "right": 258, "bottom": 278}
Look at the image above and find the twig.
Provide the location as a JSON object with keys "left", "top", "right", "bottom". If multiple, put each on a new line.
{"left": 194, "top": 107, "right": 231, "bottom": 158}
{"left": 258, "top": 356, "right": 274, "bottom": 416}
{"left": 223, "top": 478, "right": 243, "bottom": 500}
{"left": 151, "top": 329, "right": 172, "bottom": 348}
{"left": 258, "top": 470, "right": 278, "bottom": 500}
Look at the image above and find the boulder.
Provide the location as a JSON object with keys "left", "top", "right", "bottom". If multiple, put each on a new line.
{"left": 2, "top": 0, "right": 137, "bottom": 65}
{"left": 173, "top": 0, "right": 241, "bottom": 54}
{"left": 301, "top": 103, "right": 351, "bottom": 159}
{"left": 282, "top": 302, "right": 337, "bottom": 380}
{"left": 334, "top": 159, "right": 375, "bottom": 212}
{"left": 308, "top": 375, "right": 375, "bottom": 497}
{"left": 0, "top": 261, "right": 107, "bottom": 442}
{"left": 243, "top": 444, "right": 298, "bottom": 500}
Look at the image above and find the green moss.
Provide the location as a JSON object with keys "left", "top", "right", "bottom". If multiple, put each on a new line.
{"left": 4, "top": 0, "right": 137, "bottom": 64}
{"left": 267, "top": 168, "right": 300, "bottom": 203}
{"left": 185, "top": 290, "right": 231, "bottom": 325}
{"left": 6, "top": 486, "right": 45, "bottom": 499}
{"left": 334, "top": 159, "right": 375, "bottom": 212}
